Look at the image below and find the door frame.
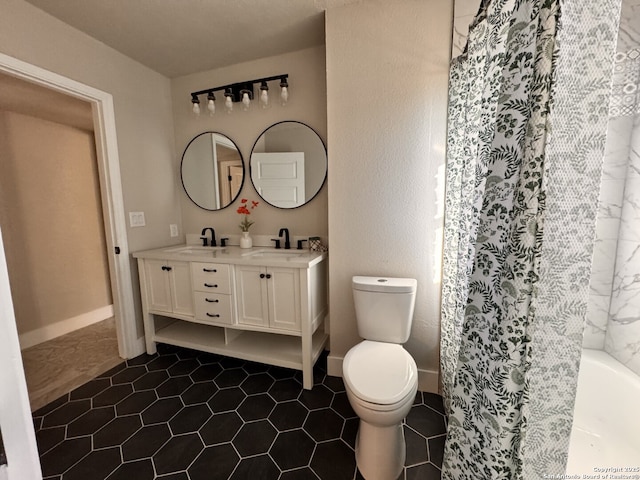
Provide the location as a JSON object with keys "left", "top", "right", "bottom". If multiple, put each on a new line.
{"left": 0, "top": 52, "right": 138, "bottom": 359}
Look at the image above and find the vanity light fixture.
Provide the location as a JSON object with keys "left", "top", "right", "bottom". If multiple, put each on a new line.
{"left": 189, "top": 74, "right": 289, "bottom": 116}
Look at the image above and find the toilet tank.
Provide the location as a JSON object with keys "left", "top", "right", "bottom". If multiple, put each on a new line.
{"left": 352, "top": 276, "right": 417, "bottom": 344}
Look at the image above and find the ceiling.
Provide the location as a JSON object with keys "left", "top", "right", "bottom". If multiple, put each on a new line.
{"left": 22, "top": 0, "right": 360, "bottom": 78}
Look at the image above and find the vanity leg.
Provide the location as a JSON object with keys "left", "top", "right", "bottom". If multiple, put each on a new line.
{"left": 143, "top": 313, "right": 157, "bottom": 355}
{"left": 301, "top": 332, "right": 313, "bottom": 390}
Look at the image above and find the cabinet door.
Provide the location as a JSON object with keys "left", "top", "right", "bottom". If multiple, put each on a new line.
{"left": 144, "top": 259, "right": 172, "bottom": 313}
{"left": 267, "top": 268, "right": 301, "bottom": 332}
{"left": 169, "top": 261, "right": 194, "bottom": 316}
{"left": 235, "top": 265, "right": 269, "bottom": 327}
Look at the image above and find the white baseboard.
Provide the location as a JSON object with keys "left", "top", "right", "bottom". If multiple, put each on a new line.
{"left": 327, "top": 353, "right": 440, "bottom": 394}
{"left": 18, "top": 305, "right": 114, "bottom": 350}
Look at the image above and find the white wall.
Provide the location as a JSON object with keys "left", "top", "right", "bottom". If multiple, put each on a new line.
{"left": 325, "top": 0, "right": 452, "bottom": 392}
{"left": 170, "top": 47, "right": 328, "bottom": 241}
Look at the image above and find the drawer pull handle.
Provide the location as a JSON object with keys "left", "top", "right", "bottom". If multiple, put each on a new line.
{"left": 205, "top": 298, "right": 219, "bottom": 303}
{"left": 260, "top": 273, "right": 265, "bottom": 279}
{"left": 204, "top": 283, "right": 218, "bottom": 288}
{"left": 266, "top": 274, "right": 272, "bottom": 279}
{"left": 203, "top": 268, "right": 217, "bottom": 273}
{"left": 206, "top": 313, "right": 220, "bottom": 318}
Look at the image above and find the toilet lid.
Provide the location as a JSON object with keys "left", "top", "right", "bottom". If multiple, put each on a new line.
{"left": 343, "top": 341, "right": 417, "bottom": 405}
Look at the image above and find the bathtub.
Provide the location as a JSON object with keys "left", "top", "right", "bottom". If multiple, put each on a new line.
{"left": 566, "top": 349, "right": 640, "bottom": 474}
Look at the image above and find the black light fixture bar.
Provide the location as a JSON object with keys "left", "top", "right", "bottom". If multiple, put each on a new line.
{"left": 190, "top": 74, "right": 288, "bottom": 103}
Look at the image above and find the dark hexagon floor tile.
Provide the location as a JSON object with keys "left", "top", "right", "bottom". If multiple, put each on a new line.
{"left": 243, "top": 361, "right": 271, "bottom": 375}
{"left": 423, "top": 393, "right": 445, "bottom": 415}
{"left": 215, "top": 368, "right": 249, "bottom": 388}
{"left": 232, "top": 420, "right": 277, "bottom": 457}
{"left": 405, "top": 462, "right": 441, "bottom": 480}
{"left": 269, "top": 378, "right": 302, "bottom": 402}
{"left": 33, "top": 393, "right": 69, "bottom": 418}
{"left": 270, "top": 429, "right": 315, "bottom": 471}
{"left": 331, "top": 392, "right": 356, "bottom": 419}
{"left": 310, "top": 440, "right": 356, "bottom": 480}
{"left": 69, "top": 377, "right": 111, "bottom": 400}
{"left": 133, "top": 370, "right": 169, "bottom": 391}
{"left": 35, "top": 426, "right": 65, "bottom": 455}
{"left": 404, "top": 425, "right": 429, "bottom": 466}
{"left": 116, "top": 390, "right": 157, "bottom": 416}
{"left": 196, "top": 351, "right": 222, "bottom": 365}
{"left": 428, "top": 434, "right": 446, "bottom": 468}
{"left": 208, "top": 387, "right": 246, "bottom": 413}
{"left": 237, "top": 393, "right": 275, "bottom": 421}
{"left": 126, "top": 353, "right": 157, "bottom": 367}
{"left": 413, "top": 391, "right": 424, "bottom": 406}
{"left": 122, "top": 423, "right": 171, "bottom": 461}
{"left": 190, "top": 363, "right": 223, "bottom": 382}
{"left": 39, "top": 436, "right": 92, "bottom": 477}
{"left": 97, "top": 362, "right": 127, "bottom": 379}
{"left": 406, "top": 405, "right": 447, "bottom": 439}
{"left": 111, "top": 365, "right": 147, "bottom": 385}
{"left": 105, "top": 458, "right": 154, "bottom": 480}
{"left": 280, "top": 467, "right": 321, "bottom": 480}
{"left": 175, "top": 347, "right": 200, "bottom": 360}
{"left": 153, "top": 433, "right": 203, "bottom": 475}
{"left": 142, "top": 397, "right": 183, "bottom": 425}
{"left": 168, "top": 358, "right": 200, "bottom": 377}
{"left": 299, "top": 384, "right": 333, "bottom": 410}
{"left": 269, "top": 400, "right": 308, "bottom": 431}
{"left": 341, "top": 417, "right": 359, "bottom": 450}
{"left": 219, "top": 357, "right": 245, "bottom": 369}
{"left": 64, "top": 446, "right": 121, "bottom": 480}
{"left": 156, "top": 375, "right": 194, "bottom": 398}
{"left": 156, "top": 472, "right": 189, "bottom": 480}
{"left": 41, "top": 399, "right": 91, "bottom": 428}
{"left": 240, "top": 372, "right": 274, "bottom": 394}
{"left": 268, "top": 365, "right": 296, "bottom": 380}
{"left": 146, "top": 354, "right": 179, "bottom": 371}
{"left": 304, "top": 408, "right": 344, "bottom": 442}
{"left": 200, "top": 411, "right": 243, "bottom": 445}
{"left": 94, "top": 415, "right": 142, "bottom": 448}
{"left": 168, "top": 404, "right": 212, "bottom": 435}
{"left": 67, "top": 406, "right": 115, "bottom": 437}
{"left": 230, "top": 454, "right": 279, "bottom": 480}
{"left": 92, "top": 384, "right": 134, "bottom": 408}
{"left": 188, "top": 443, "right": 239, "bottom": 480}
{"left": 180, "top": 381, "right": 218, "bottom": 405}
{"left": 323, "top": 375, "right": 346, "bottom": 393}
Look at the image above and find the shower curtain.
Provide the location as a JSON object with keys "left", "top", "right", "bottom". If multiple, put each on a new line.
{"left": 440, "top": 0, "right": 621, "bottom": 477}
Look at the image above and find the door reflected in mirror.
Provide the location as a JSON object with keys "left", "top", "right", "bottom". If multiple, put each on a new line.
{"left": 181, "top": 132, "right": 244, "bottom": 210}
{"left": 250, "top": 121, "right": 327, "bottom": 209}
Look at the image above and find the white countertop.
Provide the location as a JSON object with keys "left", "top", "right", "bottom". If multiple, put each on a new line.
{"left": 132, "top": 244, "right": 327, "bottom": 269}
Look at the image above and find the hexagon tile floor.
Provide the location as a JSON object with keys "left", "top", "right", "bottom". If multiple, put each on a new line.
{"left": 33, "top": 345, "right": 447, "bottom": 480}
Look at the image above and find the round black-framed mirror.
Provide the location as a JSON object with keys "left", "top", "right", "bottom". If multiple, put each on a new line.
{"left": 181, "top": 132, "right": 244, "bottom": 211}
{"left": 250, "top": 121, "right": 327, "bottom": 209}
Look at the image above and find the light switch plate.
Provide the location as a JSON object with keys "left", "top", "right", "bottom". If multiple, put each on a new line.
{"left": 129, "top": 211, "right": 146, "bottom": 227}
{"left": 170, "top": 224, "right": 179, "bottom": 237}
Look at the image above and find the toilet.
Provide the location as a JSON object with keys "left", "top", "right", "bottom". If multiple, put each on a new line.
{"left": 343, "top": 276, "right": 418, "bottom": 480}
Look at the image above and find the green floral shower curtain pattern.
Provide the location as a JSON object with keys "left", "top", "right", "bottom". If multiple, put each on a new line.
{"left": 441, "top": 0, "right": 560, "bottom": 477}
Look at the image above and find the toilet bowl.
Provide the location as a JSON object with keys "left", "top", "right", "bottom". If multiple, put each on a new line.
{"left": 343, "top": 340, "right": 418, "bottom": 480}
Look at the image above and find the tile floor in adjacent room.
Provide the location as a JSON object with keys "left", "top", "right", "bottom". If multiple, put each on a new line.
{"left": 33, "top": 344, "right": 447, "bottom": 480}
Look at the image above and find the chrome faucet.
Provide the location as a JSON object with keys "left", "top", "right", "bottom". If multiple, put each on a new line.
{"left": 278, "top": 227, "right": 291, "bottom": 250}
{"left": 200, "top": 227, "right": 216, "bottom": 247}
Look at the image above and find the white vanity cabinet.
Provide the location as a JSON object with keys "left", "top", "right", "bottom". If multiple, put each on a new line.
{"left": 133, "top": 246, "right": 328, "bottom": 389}
{"left": 142, "top": 259, "right": 193, "bottom": 317}
{"left": 235, "top": 265, "right": 301, "bottom": 332}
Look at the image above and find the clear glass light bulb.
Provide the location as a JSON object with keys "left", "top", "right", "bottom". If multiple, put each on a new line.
{"left": 192, "top": 102, "right": 200, "bottom": 115}
{"left": 242, "top": 92, "right": 251, "bottom": 111}
{"left": 225, "top": 95, "right": 233, "bottom": 113}
{"left": 207, "top": 98, "right": 215, "bottom": 115}
{"left": 260, "top": 89, "right": 269, "bottom": 108}
{"left": 280, "top": 86, "right": 288, "bottom": 105}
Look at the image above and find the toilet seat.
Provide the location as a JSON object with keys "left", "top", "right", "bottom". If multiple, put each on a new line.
{"left": 343, "top": 341, "right": 417, "bottom": 406}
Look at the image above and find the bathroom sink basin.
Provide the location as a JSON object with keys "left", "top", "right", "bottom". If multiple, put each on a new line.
{"left": 163, "top": 246, "right": 226, "bottom": 255}
{"left": 242, "top": 249, "right": 305, "bottom": 259}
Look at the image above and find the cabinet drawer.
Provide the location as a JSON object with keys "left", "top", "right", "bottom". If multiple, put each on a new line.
{"left": 192, "top": 263, "right": 231, "bottom": 294}
{"left": 194, "top": 292, "right": 234, "bottom": 325}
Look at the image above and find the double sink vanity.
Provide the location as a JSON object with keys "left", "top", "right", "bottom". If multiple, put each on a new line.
{"left": 133, "top": 244, "right": 328, "bottom": 389}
